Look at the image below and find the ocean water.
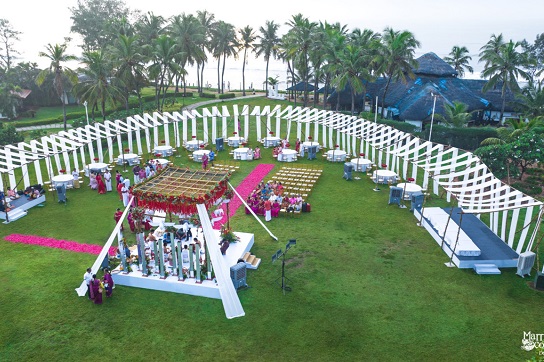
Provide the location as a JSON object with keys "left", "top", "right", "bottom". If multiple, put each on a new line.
{"left": 184, "top": 58, "right": 290, "bottom": 92}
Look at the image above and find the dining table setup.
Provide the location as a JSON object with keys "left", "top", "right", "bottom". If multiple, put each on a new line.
{"left": 301, "top": 141, "right": 320, "bottom": 152}
{"left": 326, "top": 149, "right": 347, "bottom": 162}
{"left": 185, "top": 139, "right": 205, "bottom": 151}
{"left": 277, "top": 149, "right": 298, "bottom": 162}
{"left": 117, "top": 153, "right": 140, "bottom": 166}
{"left": 52, "top": 174, "right": 74, "bottom": 188}
{"left": 372, "top": 169, "right": 399, "bottom": 184}
{"left": 228, "top": 136, "right": 245, "bottom": 147}
{"left": 263, "top": 136, "right": 281, "bottom": 148}
{"left": 349, "top": 157, "right": 373, "bottom": 172}
{"left": 192, "top": 149, "right": 211, "bottom": 162}
{"left": 85, "top": 162, "right": 109, "bottom": 176}
{"left": 153, "top": 145, "right": 174, "bottom": 157}
{"left": 233, "top": 147, "right": 253, "bottom": 161}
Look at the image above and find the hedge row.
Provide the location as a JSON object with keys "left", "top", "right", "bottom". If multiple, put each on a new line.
{"left": 200, "top": 92, "right": 216, "bottom": 99}
{"left": 218, "top": 93, "right": 236, "bottom": 100}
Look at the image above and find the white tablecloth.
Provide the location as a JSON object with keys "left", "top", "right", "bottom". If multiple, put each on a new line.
{"left": 85, "top": 162, "right": 109, "bottom": 176}
{"left": 186, "top": 140, "right": 204, "bottom": 151}
{"left": 228, "top": 136, "right": 245, "bottom": 147}
{"left": 264, "top": 136, "right": 281, "bottom": 147}
{"left": 350, "top": 158, "right": 372, "bottom": 171}
{"left": 117, "top": 153, "right": 139, "bottom": 166}
{"left": 278, "top": 149, "right": 298, "bottom": 162}
{"left": 302, "top": 141, "right": 320, "bottom": 151}
{"left": 192, "top": 149, "right": 211, "bottom": 162}
{"left": 326, "top": 150, "right": 347, "bottom": 162}
{"left": 397, "top": 183, "right": 423, "bottom": 199}
{"left": 233, "top": 147, "right": 253, "bottom": 160}
{"left": 151, "top": 158, "right": 169, "bottom": 167}
{"left": 372, "top": 169, "right": 398, "bottom": 184}
{"left": 153, "top": 145, "right": 173, "bottom": 156}
{"left": 52, "top": 174, "right": 74, "bottom": 188}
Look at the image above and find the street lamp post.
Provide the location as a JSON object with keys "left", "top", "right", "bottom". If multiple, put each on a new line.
{"left": 83, "top": 101, "right": 89, "bottom": 126}
{"left": 428, "top": 93, "right": 438, "bottom": 144}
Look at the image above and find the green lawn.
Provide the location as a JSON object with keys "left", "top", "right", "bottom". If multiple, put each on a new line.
{"left": 0, "top": 99, "right": 543, "bottom": 361}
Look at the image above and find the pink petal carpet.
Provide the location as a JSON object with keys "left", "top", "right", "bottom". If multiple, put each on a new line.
{"left": 213, "top": 163, "right": 275, "bottom": 229}
{"left": 4, "top": 234, "right": 117, "bottom": 256}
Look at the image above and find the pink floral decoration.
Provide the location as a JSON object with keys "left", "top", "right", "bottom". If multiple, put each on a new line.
{"left": 4, "top": 234, "right": 117, "bottom": 256}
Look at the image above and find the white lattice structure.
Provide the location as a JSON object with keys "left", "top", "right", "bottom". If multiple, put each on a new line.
{"left": 1, "top": 105, "right": 541, "bottom": 253}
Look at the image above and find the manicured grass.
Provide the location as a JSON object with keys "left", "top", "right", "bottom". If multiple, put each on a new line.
{"left": 0, "top": 100, "right": 543, "bottom": 361}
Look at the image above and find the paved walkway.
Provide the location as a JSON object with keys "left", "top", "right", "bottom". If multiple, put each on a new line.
{"left": 15, "top": 93, "right": 265, "bottom": 132}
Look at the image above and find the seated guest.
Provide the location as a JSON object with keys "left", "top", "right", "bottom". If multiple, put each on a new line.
{"left": 271, "top": 201, "right": 281, "bottom": 218}
{"left": 253, "top": 146, "right": 261, "bottom": 160}
{"left": 272, "top": 147, "right": 279, "bottom": 158}
{"left": 7, "top": 187, "right": 19, "bottom": 199}
{"left": 89, "top": 172, "right": 98, "bottom": 190}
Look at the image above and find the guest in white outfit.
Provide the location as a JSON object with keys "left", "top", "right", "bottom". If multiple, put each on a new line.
{"left": 104, "top": 169, "right": 112, "bottom": 192}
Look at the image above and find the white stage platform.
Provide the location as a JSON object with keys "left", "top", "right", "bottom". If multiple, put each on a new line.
{"left": 415, "top": 207, "right": 518, "bottom": 269}
{"left": 0, "top": 194, "right": 46, "bottom": 222}
{"left": 112, "top": 231, "right": 254, "bottom": 299}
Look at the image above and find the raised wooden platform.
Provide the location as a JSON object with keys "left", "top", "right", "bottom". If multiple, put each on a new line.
{"left": 112, "top": 231, "right": 254, "bottom": 299}
{"left": 0, "top": 195, "right": 46, "bottom": 222}
{"left": 415, "top": 207, "right": 518, "bottom": 270}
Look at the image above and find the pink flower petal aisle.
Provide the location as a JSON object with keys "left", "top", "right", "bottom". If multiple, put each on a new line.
{"left": 4, "top": 234, "right": 117, "bottom": 256}
{"left": 213, "top": 163, "right": 275, "bottom": 229}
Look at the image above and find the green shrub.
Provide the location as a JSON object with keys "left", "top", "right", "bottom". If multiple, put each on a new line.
{"left": 511, "top": 182, "right": 542, "bottom": 196}
{"left": 200, "top": 92, "right": 216, "bottom": 99}
{"left": 422, "top": 125, "right": 498, "bottom": 151}
{"left": 218, "top": 93, "right": 236, "bottom": 99}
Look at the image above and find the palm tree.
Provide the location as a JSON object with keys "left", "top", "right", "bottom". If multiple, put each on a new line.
{"left": 436, "top": 101, "right": 473, "bottom": 127}
{"left": 239, "top": 26, "right": 256, "bottom": 96}
{"left": 480, "top": 39, "right": 529, "bottom": 122}
{"left": 285, "top": 14, "right": 317, "bottom": 107}
{"left": 331, "top": 44, "right": 368, "bottom": 115}
{"left": 516, "top": 79, "right": 544, "bottom": 119}
{"left": 196, "top": 10, "right": 215, "bottom": 93}
{"left": 170, "top": 13, "right": 205, "bottom": 96}
{"left": 375, "top": 27, "right": 420, "bottom": 118}
{"left": 108, "top": 34, "right": 147, "bottom": 111}
{"left": 444, "top": 45, "right": 473, "bottom": 78}
{"left": 148, "top": 34, "right": 181, "bottom": 111}
{"left": 479, "top": 33, "right": 504, "bottom": 68}
{"left": 255, "top": 20, "right": 280, "bottom": 96}
{"left": 322, "top": 24, "right": 348, "bottom": 111}
{"left": 480, "top": 117, "right": 543, "bottom": 145}
{"left": 36, "top": 43, "right": 78, "bottom": 131}
{"left": 75, "top": 50, "right": 125, "bottom": 121}
{"left": 210, "top": 21, "right": 238, "bottom": 94}
{"left": 135, "top": 12, "right": 165, "bottom": 58}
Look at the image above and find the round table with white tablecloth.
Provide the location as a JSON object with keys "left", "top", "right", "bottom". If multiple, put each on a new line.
{"left": 153, "top": 145, "right": 173, "bottom": 157}
{"left": 185, "top": 140, "right": 204, "bottom": 151}
{"left": 192, "top": 149, "right": 211, "bottom": 162}
{"left": 397, "top": 182, "right": 423, "bottom": 200}
{"left": 263, "top": 136, "right": 281, "bottom": 148}
{"left": 349, "top": 158, "right": 373, "bottom": 172}
{"left": 227, "top": 136, "right": 245, "bottom": 147}
{"left": 277, "top": 149, "right": 298, "bottom": 162}
{"left": 52, "top": 174, "right": 74, "bottom": 188}
{"left": 326, "top": 150, "right": 347, "bottom": 162}
{"left": 233, "top": 147, "right": 253, "bottom": 161}
{"left": 117, "top": 153, "right": 140, "bottom": 166}
{"left": 302, "top": 141, "right": 320, "bottom": 152}
{"left": 372, "top": 169, "right": 399, "bottom": 184}
{"left": 85, "top": 162, "right": 109, "bottom": 176}
{"left": 151, "top": 158, "right": 170, "bottom": 167}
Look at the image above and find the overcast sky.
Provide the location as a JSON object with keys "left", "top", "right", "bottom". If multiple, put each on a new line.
{"left": 3, "top": 0, "right": 543, "bottom": 76}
